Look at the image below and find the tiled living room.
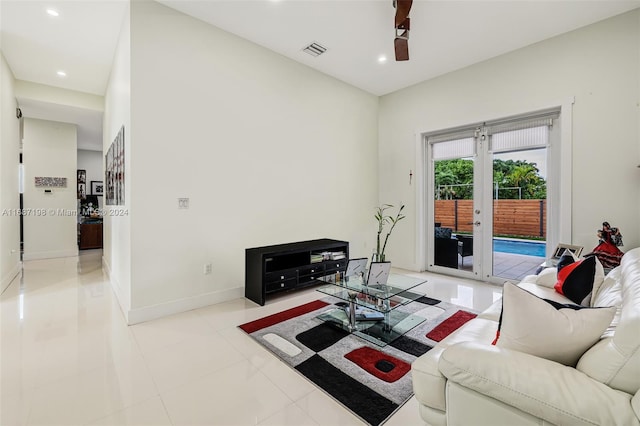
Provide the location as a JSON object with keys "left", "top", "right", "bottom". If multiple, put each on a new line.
{"left": 1, "top": 1, "right": 639, "bottom": 425}
{"left": 0, "top": 249, "right": 503, "bottom": 425}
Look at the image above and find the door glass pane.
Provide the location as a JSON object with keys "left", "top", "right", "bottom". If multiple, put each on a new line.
{"left": 491, "top": 148, "right": 547, "bottom": 280}
{"left": 433, "top": 154, "right": 474, "bottom": 273}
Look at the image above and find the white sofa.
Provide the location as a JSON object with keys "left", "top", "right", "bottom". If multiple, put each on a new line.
{"left": 412, "top": 247, "right": 640, "bottom": 426}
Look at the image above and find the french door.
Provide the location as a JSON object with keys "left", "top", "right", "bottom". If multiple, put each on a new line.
{"left": 425, "top": 109, "right": 559, "bottom": 283}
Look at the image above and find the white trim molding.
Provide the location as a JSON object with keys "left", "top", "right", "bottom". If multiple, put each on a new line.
{"left": 127, "top": 286, "right": 244, "bottom": 325}
{"left": 414, "top": 97, "right": 575, "bottom": 278}
{"left": 1, "top": 261, "right": 22, "bottom": 293}
{"left": 103, "top": 256, "right": 131, "bottom": 324}
{"left": 22, "top": 249, "right": 79, "bottom": 261}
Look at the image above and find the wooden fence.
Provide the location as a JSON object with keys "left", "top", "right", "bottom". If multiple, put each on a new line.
{"left": 435, "top": 199, "right": 546, "bottom": 238}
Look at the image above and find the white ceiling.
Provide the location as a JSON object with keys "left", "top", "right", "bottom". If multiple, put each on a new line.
{"left": 17, "top": 98, "right": 104, "bottom": 151}
{"left": 157, "top": 0, "right": 640, "bottom": 96}
{"left": 2, "top": 0, "right": 639, "bottom": 150}
{"left": 1, "top": 0, "right": 128, "bottom": 151}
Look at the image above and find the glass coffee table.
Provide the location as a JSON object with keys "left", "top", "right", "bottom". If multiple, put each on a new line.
{"left": 316, "top": 274, "right": 427, "bottom": 346}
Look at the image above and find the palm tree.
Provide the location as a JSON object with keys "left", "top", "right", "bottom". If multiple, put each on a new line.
{"left": 435, "top": 170, "right": 457, "bottom": 199}
{"left": 508, "top": 164, "right": 538, "bottom": 199}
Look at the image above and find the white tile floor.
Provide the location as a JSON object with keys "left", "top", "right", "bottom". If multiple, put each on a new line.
{"left": 1, "top": 250, "right": 503, "bottom": 426}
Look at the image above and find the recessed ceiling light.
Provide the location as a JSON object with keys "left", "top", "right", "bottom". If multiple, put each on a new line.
{"left": 46, "top": 9, "right": 59, "bottom": 17}
{"left": 56, "top": 70, "right": 66, "bottom": 77}
{"left": 378, "top": 55, "right": 388, "bottom": 64}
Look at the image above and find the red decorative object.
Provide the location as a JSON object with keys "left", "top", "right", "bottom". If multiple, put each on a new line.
{"left": 426, "top": 310, "right": 477, "bottom": 342}
{"left": 344, "top": 346, "right": 411, "bottom": 383}
{"left": 239, "top": 300, "right": 329, "bottom": 334}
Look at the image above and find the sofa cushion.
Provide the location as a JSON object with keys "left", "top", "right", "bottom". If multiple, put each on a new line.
{"left": 412, "top": 317, "right": 497, "bottom": 412}
{"left": 494, "top": 283, "right": 615, "bottom": 366}
{"left": 524, "top": 267, "right": 557, "bottom": 288}
{"left": 554, "top": 256, "right": 604, "bottom": 305}
{"left": 590, "top": 267, "right": 622, "bottom": 337}
{"left": 440, "top": 342, "right": 640, "bottom": 426}
{"left": 477, "top": 298, "right": 502, "bottom": 322}
{"left": 577, "top": 247, "right": 640, "bottom": 395}
{"left": 518, "top": 280, "right": 572, "bottom": 303}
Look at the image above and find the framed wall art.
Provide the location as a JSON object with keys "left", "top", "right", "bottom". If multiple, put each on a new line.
{"left": 552, "top": 243, "right": 583, "bottom": 259}
{"left": 77, "top": 169, "right": 86, "bottom": 199}
{"left": 105, "top": 126, "right": 125, "bottom": 205}
{"left": 91, "top": 181, "right": 103, "bottom": 196}
{"left": 35, "top": 177, "right": 67, "bottom": 188}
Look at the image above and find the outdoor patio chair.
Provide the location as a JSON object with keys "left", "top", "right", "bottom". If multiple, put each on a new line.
{"left": 456, "top": 235, "right": 473, "bottom": 266}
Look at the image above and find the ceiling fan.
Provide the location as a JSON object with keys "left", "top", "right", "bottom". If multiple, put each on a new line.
{"left": 393, "top": 0, "right": 413, "bottom": 61}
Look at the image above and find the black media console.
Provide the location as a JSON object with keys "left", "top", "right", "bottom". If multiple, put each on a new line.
{"left": 245, "top": 239, "right": 349, "bottom": 306}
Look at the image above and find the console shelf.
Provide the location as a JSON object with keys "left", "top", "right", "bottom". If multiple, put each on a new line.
{"left": 245, "top": 238, "right": 349, "bottom": 306}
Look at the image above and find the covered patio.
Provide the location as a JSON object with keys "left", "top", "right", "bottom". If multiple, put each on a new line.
{"left": 458, "top": 252, "right": 544, "bottom": 281}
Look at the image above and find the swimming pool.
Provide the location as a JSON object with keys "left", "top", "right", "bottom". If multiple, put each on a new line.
{"left": 493, "top": 239, "right": 546, "bottom": 257}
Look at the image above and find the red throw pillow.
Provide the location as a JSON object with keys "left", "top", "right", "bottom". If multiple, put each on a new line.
{"left": 554, "top": 256, "right": 597, "bottom": 305}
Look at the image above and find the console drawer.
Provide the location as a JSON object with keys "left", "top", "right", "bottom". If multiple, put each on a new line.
{"left": 324, "top": 260, "right": 346, "bottom": 273}
{"left": 298, "top": 264, "right": 324, "bottom": 280}
{"left": 265, "top": 269, "right": 297, "bottom": 283}
{"left": 266, "top": 278, "right": 296, "bottom": 293}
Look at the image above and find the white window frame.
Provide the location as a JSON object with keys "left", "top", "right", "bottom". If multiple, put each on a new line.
{"left": 415, "top": 98, "right": 575, "bottom": 273}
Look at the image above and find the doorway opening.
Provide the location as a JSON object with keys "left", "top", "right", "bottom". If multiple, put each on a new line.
{"left": 423, "top": 107, "right": 563, "bottom": 284}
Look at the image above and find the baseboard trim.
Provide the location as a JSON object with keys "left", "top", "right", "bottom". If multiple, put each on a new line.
{"left": 1, "top": 262, "right": 22, "bottom": 293}
{"left": 127, "top": 286, "right": 244, "bottom": 325}
{"left": 22, "top": 249, "right": 79, "bottom": 261}
{"left": 102, "top": 257, "right": 131, "bottom": 324}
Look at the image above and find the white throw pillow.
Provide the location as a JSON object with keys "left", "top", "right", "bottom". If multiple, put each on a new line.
{"left": 494, "top": 283, "right": 616, "bottom": 366}
{"left": 534, "top": 267, "right": 557, "bottom": 288}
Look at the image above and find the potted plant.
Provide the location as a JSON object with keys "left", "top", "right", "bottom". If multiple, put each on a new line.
{"left": 374, "top": 204, "right": 405, "bottom": 262}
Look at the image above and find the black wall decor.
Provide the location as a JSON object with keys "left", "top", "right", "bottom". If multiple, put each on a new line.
{"left": 105, "top": 126, "right": 125, "bottom": 205}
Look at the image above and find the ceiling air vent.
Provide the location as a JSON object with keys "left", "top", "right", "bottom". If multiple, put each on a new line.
{"left": 302, "top": 42, "right": 327, "bottom": 57}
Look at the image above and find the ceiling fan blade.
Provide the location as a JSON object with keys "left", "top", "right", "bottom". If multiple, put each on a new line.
{"left": 394, "top": 0, "right": 412, "bottom": 61}
{"left": 394, "top": 0, "right": 413, "bottom": 27}
{"left": 395, "top": 35, "right": 409, "bottom": 61}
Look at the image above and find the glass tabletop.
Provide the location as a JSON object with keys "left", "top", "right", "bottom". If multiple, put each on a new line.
{"left": 317, "top": 274, "right": 426, "bottom": 313}
{"left": 317, "top": 307, "right": 428, "bottom": 345}
{"left": 321, "top": 273, "right": 426, "bottom": 296}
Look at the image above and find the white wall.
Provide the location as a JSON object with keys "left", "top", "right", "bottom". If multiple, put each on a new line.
{"left": 378, "top": 9, "right": 640, "bottom": 269}
{"left": 125, "top": 0, "right": 378, "bottom": 322}
{"left": 103, "top": 3, "right": 131, "bottom": 320}
{"left": 77, "top": 149, "right": 103, "bottom": 205}
{"left": 0, "top": 52, "right": 21, "bottom": 292}
{"left": 22, "top": 118, "right": 78, "bottom": 260}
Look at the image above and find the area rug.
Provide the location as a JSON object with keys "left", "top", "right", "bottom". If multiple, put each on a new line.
{"left": 238, "top": 296, "right": 477, "bottom": 425}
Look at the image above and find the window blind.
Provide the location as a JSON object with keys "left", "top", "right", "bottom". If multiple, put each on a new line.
{"left": 427, "top": 107, "right": 560, "bottom": 158}
{"left": 427, "top": 125, "right": 478, "bottom": 161}
{"left": 485, "top": 108, "right": 559, "bottom": 134}
{"left": 486, "top": 108, "right": 559, "bottom": 153}
{"left": 490, "top": 126, "right": 548, "bottom": 153}
{"left": 431, "top": 137, "right": 475, "bottom": 160}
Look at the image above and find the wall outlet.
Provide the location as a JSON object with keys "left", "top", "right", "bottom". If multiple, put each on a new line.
{"left": 204, "top": 262, "right": 212, "bottom": 275}
{"left": 178, "top": 198, "right": 189, "bottom": 209}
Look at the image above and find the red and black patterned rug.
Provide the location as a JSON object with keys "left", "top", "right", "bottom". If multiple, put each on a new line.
{"left": 238, "top": 296, "right": 477, "bottom": 426}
